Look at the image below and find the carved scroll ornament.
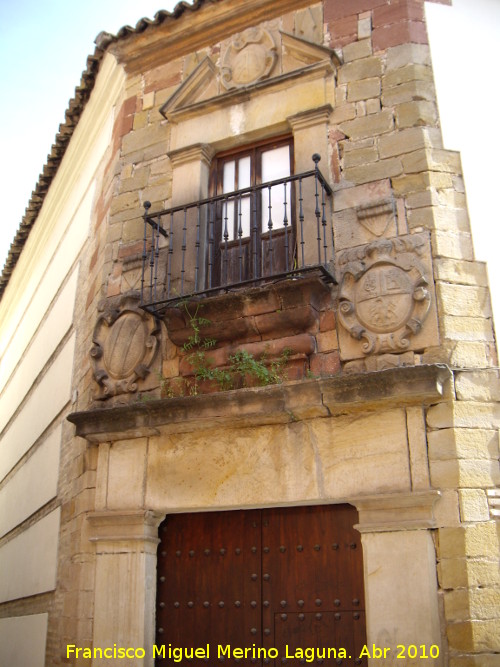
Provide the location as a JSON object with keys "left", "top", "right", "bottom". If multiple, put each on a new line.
{"left": 338, "top": 237, "right": 431, "bottom": 356}
{"left": 91, "top": 293, "right": 159, "bottom": 400}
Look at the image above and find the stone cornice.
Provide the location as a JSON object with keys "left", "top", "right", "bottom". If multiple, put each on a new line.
{"left": 167, "top": 143, "right": 215, "bottom": 167}
{"left": 110, "top": 0, "right": 319, "bottom": 75}
{"left": 288, "top": 104, "right": 333, "bottom": 132}
{"left": 87, "top": 509, "right": 163, "bottom": 552}
{"left": 353, "top": 491, "right": 441, "bottom": 533}
{"left": 68, "top": 364, "right": 453, "bottom": 443}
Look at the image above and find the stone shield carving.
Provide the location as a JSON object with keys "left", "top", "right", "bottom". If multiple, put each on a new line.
{"left": 221, "top": 27, "right": 277, "bottom": 89}
{"left": 338, "top": 237, "right": 431, "bottom": 356}
{"left": 91, "top": 293, "right": 159, "bottom": 400}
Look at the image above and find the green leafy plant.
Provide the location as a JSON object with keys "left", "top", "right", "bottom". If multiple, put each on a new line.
{"left": 160, "top": 302, "right": 292, "bottom": 397}
{"left": 229, "top": 347, "right": 291, "bottom": 387}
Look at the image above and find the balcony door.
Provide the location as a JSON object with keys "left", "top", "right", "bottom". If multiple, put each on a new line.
{"left": 210, "top": 138, "right": 294, "bottom": 288}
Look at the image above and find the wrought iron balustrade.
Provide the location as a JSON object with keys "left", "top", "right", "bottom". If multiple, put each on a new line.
{"left": 140, "top": 154, "right": 334, "bottom": 315}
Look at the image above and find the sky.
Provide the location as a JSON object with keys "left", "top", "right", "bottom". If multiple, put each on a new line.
{"left": 1, "top": 0, "right": 499, "bottom": 333}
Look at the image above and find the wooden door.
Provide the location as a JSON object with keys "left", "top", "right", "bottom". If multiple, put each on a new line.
{"left": 156, "top": 505, "right": 366, "bottom": 666}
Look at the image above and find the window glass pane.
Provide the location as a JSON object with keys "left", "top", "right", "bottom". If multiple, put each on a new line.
{"left": 238, "top": 157, "right": 251, "bottom": 189}
{"left": 222, "top": 161, "right": 236, "bottom": 240}
{"left": 223, "top": 160, "right": 235, "bottom": 193}
{"left": 261, "top": 146, "right": 291, "bottom": 232}
{"left": 236, "top": 157, "right": 251, "bottom": 238}
{"left": 261, "top": 146, "right": 290, "bottom": 182}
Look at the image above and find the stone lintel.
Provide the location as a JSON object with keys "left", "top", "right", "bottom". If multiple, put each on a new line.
{"left": 354, "top": 490, "right": 441, "bottom": 533}
{"left": 68, "top": 364, "right": 453, "bottom": 443}
{"left": 88, "top": 509, "right": 163, "bottom": 551}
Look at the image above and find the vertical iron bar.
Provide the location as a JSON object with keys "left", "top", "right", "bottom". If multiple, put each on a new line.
{"left": 331, "top": 210, "right": 335, "bottom": 262}
{"left": 180, "top": 207, "right": 187, "bottom": 296}
{"left": 208, "top": 201, "right": 214, "bottom": 289}
{"left": 313, "top": 154, "right": 321, "bottom": 264}
{"left": 237, "top": 194, "right": 243, "bottom": 283}
{"left": 321, "top": 183, "right": 328, "bottom": 266}
{"left": 141, "top": 201, "right": 151, "bottom": 304}
{"left": 194, "top": 203, "right": 201, "bottom": 292}
{"left": 149, "top": 218, "right": 155, "bottom": 303}
{"left": 298, "top": 176, "right": 305, "bottom": 268}
{"left": 267, "top": 185, "right": 274, "bottom": 276}
{"left": 223, "top": 198, "right": 229, "bottom": 286}
{"left": 153, "top": 215, "right": 161, "bottom": 302}
{"left": 252, "top": 189, "right": 258, "bottom": 278}
{"left": 283, "top": 181, "right": 289, "bottom": 272}
{"left": 166, "top": 211, "right": 174, "bottom": 299}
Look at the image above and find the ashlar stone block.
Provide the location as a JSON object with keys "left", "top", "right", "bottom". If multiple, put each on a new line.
{"left": 339, "top": 109, "right": 394, "bottom": 140}
{"left": 427, "top": 428, "right": 499, "bottom": 462}
{"left": 459, "top": 489, "right": 491, "bottom": 523}
{"left": 337, "top": 56, "right": 383, "bottom": 84}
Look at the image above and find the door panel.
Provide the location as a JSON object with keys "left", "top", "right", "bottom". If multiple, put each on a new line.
{"left": 261, "top": 505, "right": 366, "bottom": 666}
{"left": 156, "top": 505, "right": 366, "bottom": 666}
{"left": 156, "top": 510, "right": 262, "bottom": 665}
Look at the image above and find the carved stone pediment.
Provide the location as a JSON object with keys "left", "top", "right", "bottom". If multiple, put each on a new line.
{"left": 91, "top": 293, "right": 159, "bottom": 400}
{"left": 161, "top": 56, "right": 218, "bottom": 114}
{"left": 160, "top": 31, "right": 339, "bottom": 122}
{"left": 337, "top": 234, "right": 437, "bottom": 360}
{"left": 281, "top": 32, "right": 341, "bottom": 68}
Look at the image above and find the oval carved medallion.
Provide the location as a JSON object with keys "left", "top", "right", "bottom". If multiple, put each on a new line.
{"left": 91, "top": 293, "right": 159, "bottom": 400}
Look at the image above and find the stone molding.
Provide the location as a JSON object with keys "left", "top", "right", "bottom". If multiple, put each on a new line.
{"left": 68, "top": 364, "right": 453, "bottom": 443}
{"left": 87, "top": 510, "right": 163, "bottom": 553}
{"left": 353, "top": 491, "right": 441, "bottom": 533}
{"left": 163, "top": 60, "right": 336, "bottom": 124}
{"left": 287, "top": 104, "right": 333, "bottom": 132}
{"left": 160, "top": 28, "right": 337, "bottom": 124}
{"left": 167, "top": 142, "right": 215, "bottom": 168}
{"left": 111, "top": 0, "right": 317, "bottom": 74}
{"left": 281, "top": 31, "right": 341, "bottom": 67}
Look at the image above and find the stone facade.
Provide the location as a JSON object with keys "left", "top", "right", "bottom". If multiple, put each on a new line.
{"left": 0, "top": 1, "right": 499, "bottom": 666}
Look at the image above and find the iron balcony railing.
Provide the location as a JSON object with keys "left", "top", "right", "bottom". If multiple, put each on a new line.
{"left": 140, "top": 154, "right": 334, "bottom": 315}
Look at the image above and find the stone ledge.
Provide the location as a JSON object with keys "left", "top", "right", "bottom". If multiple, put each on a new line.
{"left": 68, "top": 364, "right": 452, "bottom": 443}
{"left": 354, "top": 490, "right": 441, "bottom": 532}
{"left": 87, "top": 510, "right": 163, "bottom": 554}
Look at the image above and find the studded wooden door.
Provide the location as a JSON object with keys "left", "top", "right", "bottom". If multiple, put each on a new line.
{"left": 156, "top": 505, "right": 366, "bottom": 667}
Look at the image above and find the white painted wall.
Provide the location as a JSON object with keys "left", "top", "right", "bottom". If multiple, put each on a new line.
{"left": 0, "top": 614, "right": 48, "bottom": 667}
{"left": 0, "top": 509, "right": 60, "bottom": 603}
{"left": 0, "top": 57, "right": 126, "bottom": 667}
{"left": 0, "top": 333, "right": 75, "bottom": 482}
{"left": 0, "top": 426, "right": 61, "bottom": 538}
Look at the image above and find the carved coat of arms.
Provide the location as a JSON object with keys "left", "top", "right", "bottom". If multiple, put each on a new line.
{"left": 338, "top": 237, "right": 432, "bottom": 356}
{"left": 221, "top": 27, "right": 277, "bottom": 89}
{"left": 90, "top": 293, "right": 159, "bottom": 400}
